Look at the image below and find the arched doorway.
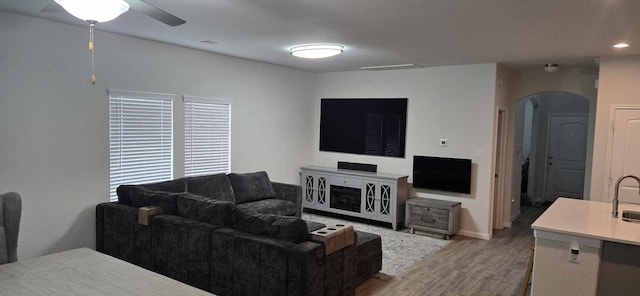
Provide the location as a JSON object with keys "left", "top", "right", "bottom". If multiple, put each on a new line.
{"left": 515, "top": 91, "right": 590, "bottom": 204}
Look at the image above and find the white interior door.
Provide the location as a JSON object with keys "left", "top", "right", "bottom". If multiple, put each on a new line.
{"left": 608, "top": 108, "right": 640, "bottom": 203}
{"left": 492, "top": 109, "right": 507, "bottom": 230}
{"left": 544, "top": 115, "right": 588, "bottom": 201}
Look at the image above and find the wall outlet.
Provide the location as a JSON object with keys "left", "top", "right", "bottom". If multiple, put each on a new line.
{"left": 439, "top": 139, "right": 449, "bottom": 147}
{"left": 569, "top": 241, "right": 580, "bottom": 263}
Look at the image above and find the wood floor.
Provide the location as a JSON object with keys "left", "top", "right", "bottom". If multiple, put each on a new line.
{"left": 357, "top": 204, "right": 548, "bottom": 296}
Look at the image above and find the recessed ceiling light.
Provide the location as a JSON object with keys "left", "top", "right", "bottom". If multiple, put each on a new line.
{"left": 613, "top": 43, "right": 630, "bottom": 48}
{"left": 290, "top": 44, "right": 344, "bottom": 59}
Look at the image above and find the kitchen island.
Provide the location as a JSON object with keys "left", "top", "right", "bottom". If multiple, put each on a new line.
{"left": 531, "top": 198, "right": 640, "bottom": 296}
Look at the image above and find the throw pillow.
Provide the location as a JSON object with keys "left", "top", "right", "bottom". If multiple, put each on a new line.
{"left": 116, "top": 179, "right": 186, "bottom": 205}
{"left": 269, "top": 215, "right": 309, "bottom": 243}
{"left": 116, "top": 185, "right": 137, "bottom": 205}
{"left": 179, "top": 173, "right": 235, "bottom": 202}
{"left": 228, "top": 171, "right": 276, "bottom": 204}
{"left": 176, "top": 192, "right": 235, "bottom": 227}
{"left": 231, "top": 207, "right": 308, "bottom": 243}
{"left": 231, "top": 207, "right": 275, "bottom": 237}
{"left": 129, "top": 187, "right": 179, "bottom": 215}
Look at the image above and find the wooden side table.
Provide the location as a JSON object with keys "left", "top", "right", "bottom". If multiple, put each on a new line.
{"left": 405, "top": 197, "right": 461, "bottom": 239}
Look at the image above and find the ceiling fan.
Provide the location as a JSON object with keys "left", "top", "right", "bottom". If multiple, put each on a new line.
{"left": 41, "top": 0, "right": 186, "bottom": 26}
{"left": 41, "top": 0, "right": 185, "bottom": 85}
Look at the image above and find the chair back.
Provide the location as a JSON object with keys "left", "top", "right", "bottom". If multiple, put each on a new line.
{"left": 0, "top": 192, "right": 21, "bottom": 264}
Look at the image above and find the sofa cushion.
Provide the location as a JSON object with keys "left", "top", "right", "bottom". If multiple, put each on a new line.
{"left": 231, "top": 208, "right": 273, "bottom": 237}
{"left": 231, "top": 208, "right": 308, "bottom": 243}
{"left": 129, "top": 187, "right": 179, "bottom": 215}
{"left": 236, "top": 199, "right": 298, "bottom": 217}
{"left": 269, "top": 216, "right": 309, "bottom": 243}
{"left": 117, "top": 179, "right": 186, "bottom": 205}
{"left": 180, "top": 173, "right": 235, "bottom": 202}
{"left": 176, "top": 193, "right": 235, "bottom": 227}
{"left": 228, "top": 171, "right": 276, "bottom": 204}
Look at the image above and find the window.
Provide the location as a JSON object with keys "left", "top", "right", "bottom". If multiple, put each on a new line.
{"left": 109, "top": 90, "right": 174, "bottom": 201}
{"left": 184, "top": 96, "right": 231, "bottom": 177}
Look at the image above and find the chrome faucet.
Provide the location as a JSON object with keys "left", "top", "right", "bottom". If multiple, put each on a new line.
{"left": 612, "top": 175, "right": 640, "bottom": 218}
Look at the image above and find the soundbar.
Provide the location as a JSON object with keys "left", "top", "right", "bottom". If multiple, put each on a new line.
{"left": 337, "top": 161, "right": 377, "bottom": 173}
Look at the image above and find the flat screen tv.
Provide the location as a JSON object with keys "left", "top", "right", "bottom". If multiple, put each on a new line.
{"left": 412, "top": 155, "right": 472, "bottom": 194}
{"left": 320, "top": 98, "right": 407, "bottom": 157}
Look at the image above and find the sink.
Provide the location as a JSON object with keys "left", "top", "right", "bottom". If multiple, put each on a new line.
{"left": 622, "top": 211, "right": 640, "bottom": 223}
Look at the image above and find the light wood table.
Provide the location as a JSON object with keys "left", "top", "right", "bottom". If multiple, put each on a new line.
{"left": 0, "top": 248, "right": 214, "bottom": 296}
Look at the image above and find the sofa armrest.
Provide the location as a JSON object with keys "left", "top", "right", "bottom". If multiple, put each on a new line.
{"left": 230, "top": 230, "right": 325, "bottom": 296}
{"left": 96, "top": 202, "right": 153, "bottom": 269}
{"left": 289, "top": 241, "right": 326, "bottom": 296}
{"left": 151, "top": 214, "right": 219, "bottom": 291}
{"left": 271, "top": 182, "right": 302, "bottom": 217}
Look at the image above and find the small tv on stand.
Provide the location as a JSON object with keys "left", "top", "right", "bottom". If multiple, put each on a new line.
{"left": 412, "top": 155, "right": 472, "bottom": 194}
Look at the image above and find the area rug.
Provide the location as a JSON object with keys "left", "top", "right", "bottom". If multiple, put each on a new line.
{"left": 302, "top": 213, "right": 449, "bottom": 277}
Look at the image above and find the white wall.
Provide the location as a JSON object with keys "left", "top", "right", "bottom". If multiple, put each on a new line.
{"left": 590, "top": 55, "right": 640, "bottom": 201}
{"left": 0, "top": 12, "right": 316, "bottom": 259}
{"left": 314, "top": 64, "right": 498, "bottom": 238}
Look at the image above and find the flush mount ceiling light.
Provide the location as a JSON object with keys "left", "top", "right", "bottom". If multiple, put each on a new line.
{"left": 613, "top": 43, "right": 630, "bottom": 48}
{"left": 54, "top": 0, "right": 129, "bottom": 23}
{"left": 290, "top": 44, "right": 344, "bottom": 59}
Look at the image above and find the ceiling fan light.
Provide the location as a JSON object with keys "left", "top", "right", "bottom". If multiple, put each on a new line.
{"left": 55, "top": 0, "right": 130, "bottom": 23}
{"left": 290, "top": 44, "right": 344, "bottom": 59}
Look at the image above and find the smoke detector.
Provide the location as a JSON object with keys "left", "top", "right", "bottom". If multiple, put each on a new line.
{"left": 544, "top": 64, "right": 559, "bottom": 72}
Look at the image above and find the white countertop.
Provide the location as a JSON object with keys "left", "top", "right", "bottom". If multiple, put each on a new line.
{"left": 532, "top": 198, "right": 640, "bottom": 246}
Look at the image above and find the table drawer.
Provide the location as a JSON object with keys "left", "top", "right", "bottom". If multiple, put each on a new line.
{"left": 409, "top": 206, "right": 449, "bottom": 230}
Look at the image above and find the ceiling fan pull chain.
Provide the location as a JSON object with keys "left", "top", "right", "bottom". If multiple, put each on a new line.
{"left": 89, "top": 23, "right": 96, "bottom": 85}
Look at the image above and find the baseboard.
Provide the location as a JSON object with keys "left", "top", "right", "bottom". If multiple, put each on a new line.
{"left": 503, "top": 211, "right": 521, "bottom": 228}
{"left": 457, "top": 229, "right": 491, "bottom": 240}
{"left": 511, "top": 210, "right": 521, "bottom": 222}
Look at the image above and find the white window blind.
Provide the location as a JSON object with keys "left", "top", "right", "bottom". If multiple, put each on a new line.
{"left": 109, "top": 90, "right": 174, "bottom": 201}
{"left": 184, "top": 96, "right": 231, "bottom": 177}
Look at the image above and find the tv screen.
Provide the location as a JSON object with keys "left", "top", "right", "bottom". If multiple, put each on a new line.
{"left": 412, "top": 156, "right": 472, "bottom": 194}
{"left": 320, "top": 98, "right": 407, "bottom": 157}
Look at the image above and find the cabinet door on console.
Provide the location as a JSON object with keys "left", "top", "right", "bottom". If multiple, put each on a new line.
{"left": 361, "top": 180, "right": 396, "bottom": 221}
{"left": 301, "top": 173, "right": 329, "bottom": 210}
{"left": 361, "top": 180, "right": 379, "bottom": 219}
{"left": 315, "top": 175, "right": 329, "bottom": 209}
{"left": 378, "top": 181, "right": 395, "bottom": 219}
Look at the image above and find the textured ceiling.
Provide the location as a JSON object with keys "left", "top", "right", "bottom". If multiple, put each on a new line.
{"left": 1, "top": 0, "right": 638, "bottom": 72}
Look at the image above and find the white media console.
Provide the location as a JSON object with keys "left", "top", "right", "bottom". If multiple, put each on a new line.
{"left": 300, "top": 166, "right": 409, "bottom": 230}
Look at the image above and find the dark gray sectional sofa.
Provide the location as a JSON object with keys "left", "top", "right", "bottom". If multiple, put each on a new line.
{"left": 96, "top": 171, "right": 357, "bottom": 296}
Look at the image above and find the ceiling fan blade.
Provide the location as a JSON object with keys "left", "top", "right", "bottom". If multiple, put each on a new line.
{"left": 40, "top": 1, "right": 64, "bottom": 12}
{"left": 125, "top": 0, "right": 186, "bottom": 27}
